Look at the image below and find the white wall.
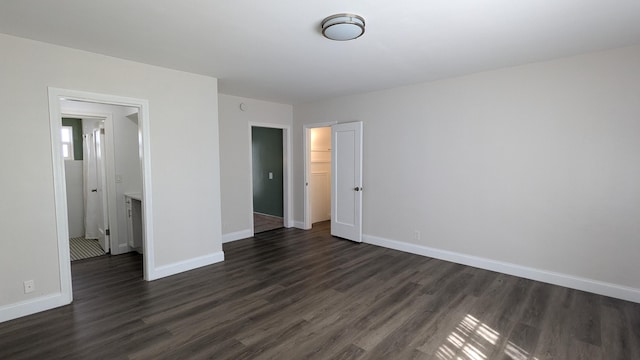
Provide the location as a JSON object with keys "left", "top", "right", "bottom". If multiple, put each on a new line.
{"left": 0, "top": 33, "right": 222, "bottom": 318}
{"left": 293, "top": 45, "right": 640, "bottom": 299}
{"left": 64, "top": 160, "right": 84, "bottom": 238}
{"left": 218, "top": 94, "right": 292, "bottom": 238}
{"left": 62, "top": 101, "right": 142, "bottom": 253}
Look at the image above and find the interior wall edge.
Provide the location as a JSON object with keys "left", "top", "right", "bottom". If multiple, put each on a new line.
{"left": 293, "top": 221, "right": 308, "bottom": 230}
{"left": 363, "top": 233, "right": 640, "bottom": 304}
{"left": 148, "top": 251, "right": 225, "bottom": 281}
{"left": 222, "top": 229, "right": 253, "bottom": 243}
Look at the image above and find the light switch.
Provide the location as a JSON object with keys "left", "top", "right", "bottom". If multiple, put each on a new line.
{"left": 269, "top": 172, "right": 273, "bottom": 180}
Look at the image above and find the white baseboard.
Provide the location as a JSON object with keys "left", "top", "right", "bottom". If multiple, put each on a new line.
{"left": 0, "top": 292, "right": 71, "bottom": 323}
{"left": 363, "top": 234, "right": 640, "bottom": 304}
{"left": 109, "top": 243, "right": 131, "bottom": 255}
{"left": 293, "top": 221, "right": 308, "bottom": 230}
{"left": 149, "top": 251, "right": 225, "bottom": 280}
{"left": 222, "top": 229, "right": 253, "bottom": 243}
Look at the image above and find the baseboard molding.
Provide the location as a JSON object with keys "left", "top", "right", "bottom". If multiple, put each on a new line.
{"left": 149, "top": 251, "right": 225, "bottom": 280}
{"left": 363, "top": 234, "right": 640, "bottom": 304}
{"left": 293, "top": 221, "right": 308, "bottom": 230}
{"left": 222, "top": 229, "right": 253, "bottom": 243}
{"left": 0, "top": 292, "right": 71, "bottom": 323}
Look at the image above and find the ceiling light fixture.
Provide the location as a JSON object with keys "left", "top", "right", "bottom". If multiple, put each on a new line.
{"left": 321, "top": 13, "right": 365, "bottom": 41}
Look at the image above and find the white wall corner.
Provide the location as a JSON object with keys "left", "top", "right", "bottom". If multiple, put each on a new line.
{"left": 293, "top": 221, "right": 309, "bottom": 230}
{"left": 0, "top": 293, "right": 71, "bottom": 323}
{"left": 222, "top": 229, "right": 253, "bottom": 243}
{"left": 362, "top": 234, "right": 640, "bottom": 304}
{"left": 148, "top": 251, "right": 225, "bottom": 280}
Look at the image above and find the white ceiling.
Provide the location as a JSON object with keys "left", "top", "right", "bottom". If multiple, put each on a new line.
{"left": 2, "top": 1, "right": 640, "bottom": 104}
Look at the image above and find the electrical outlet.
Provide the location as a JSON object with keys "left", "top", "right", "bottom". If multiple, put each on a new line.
{"left": 24, "top": 280, "right": 35, "bottom": 294}
{"left": 414, "top": 231, "right": 421, "bottom": 241}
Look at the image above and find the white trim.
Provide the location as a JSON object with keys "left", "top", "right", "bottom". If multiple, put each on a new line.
{"left": 222, "top": 229, "right": 253, "bottom": 243}
{"left": 136, "top": 102, "right": 155, "bottom": 281}
{"left": 0, "top": 293, "right": 70, "bottom": 323}
{"left": 48, "top": 89, "right": 74, "bottom": 308}
{"left": 149, "top": 252, "right": 225, "bottom": 280}
{"left": 293, "top": 221, "right": 307, "bottom": 230}
{"left": 247, "top": 123, "right": 255, "bottom": 237}
{"left": 303, "top": 122, "right": 337, "bottom": 230}
{"left": 363, "top": 234, "right": 640, "bottom": 304}
{"left": 248, "top": 122, "right": 293, "bottom": 235}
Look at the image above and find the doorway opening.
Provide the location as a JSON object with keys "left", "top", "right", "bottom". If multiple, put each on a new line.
{"left": 62, "top": 115, "right": 109, "bottom": 261}
{"left": 61, "top": 100, "right": 143, "bottom": 264}
{"left": 303, "top": 122, "right": 336, "bottom": 230}
{"left": 48, "top": 88, "right": 155, "bottom": 305}
{"left": 251, "top": 126, "right": 284, "bottom": 233}
{"left": 248, "top": 123, "right": 292, "bottom": 236}
{"left": 308, "top": 127, "right": 332, "bottom": 227}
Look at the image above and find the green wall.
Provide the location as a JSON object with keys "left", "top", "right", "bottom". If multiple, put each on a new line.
{"left": 252, "top": 127, "right": 283, "bottom": 217}
{"left": 62, "top": 118, "right": 83, "bottom": 160}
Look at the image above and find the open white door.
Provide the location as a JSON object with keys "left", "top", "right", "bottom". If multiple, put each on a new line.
{"left": 83, "top": 132, "right": 100, "bottom": 240}
{"left": 95, "top": 128, "right": 110, "bottom": 252}
{"left": 331, "top": 121, "right": 363, "bottom": 242}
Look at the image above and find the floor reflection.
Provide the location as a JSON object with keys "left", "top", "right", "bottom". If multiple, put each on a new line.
{"left": 435, "top": 314, "right": 538, "bottom": 360}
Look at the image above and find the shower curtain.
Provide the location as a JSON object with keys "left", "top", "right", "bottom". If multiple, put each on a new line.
{"left": 83, "top": 133, "right": 100, "bottom": 239}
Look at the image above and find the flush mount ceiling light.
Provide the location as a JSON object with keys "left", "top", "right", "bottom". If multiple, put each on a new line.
{"left": 321, "top": 13, "right": 365, "bottom": 41}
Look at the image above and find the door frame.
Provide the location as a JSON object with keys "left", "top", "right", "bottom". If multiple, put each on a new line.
{"left": 61, "top": 111, "right": 115, "bottom": 253}
{"left": 303, "top": 121, "right": 337, "bottom": 230}
{"left": 48, "top": 88, "right": 155, "bottom": 305}
{"left": 247, "top": 122, "right": 292, "bottom": 236}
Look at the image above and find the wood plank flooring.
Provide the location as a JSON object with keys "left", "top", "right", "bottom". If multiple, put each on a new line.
{"left": 254, "top": 213, "right": 284, "bottom": 234}
{"left": 1, "top": 221, "right": 639, "bottom": 359}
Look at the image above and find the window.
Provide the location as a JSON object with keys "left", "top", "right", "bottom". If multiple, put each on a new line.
{"left": 61, "top": 126, "right": 74, "bottom": 160}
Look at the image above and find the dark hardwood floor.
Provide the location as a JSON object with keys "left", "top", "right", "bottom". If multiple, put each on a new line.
{"left": 1, "top": 221, "right": 639, "bottom": 359}
{"left": 253, "top": 213, "right": 284, "bottom": 234}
